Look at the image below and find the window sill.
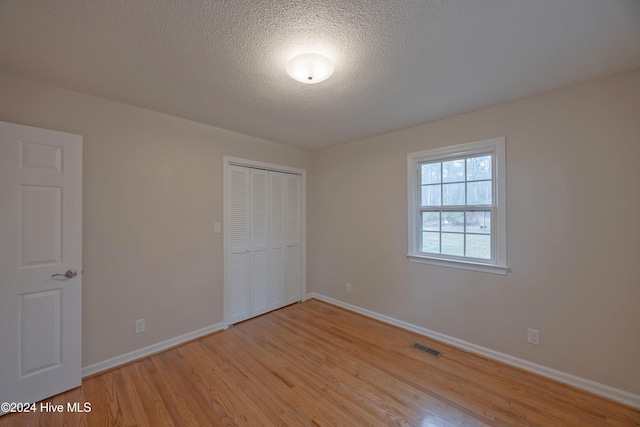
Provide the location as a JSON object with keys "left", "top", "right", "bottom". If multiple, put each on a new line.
{"left": 407, "top": 254, "right": 509, "bottom": 275}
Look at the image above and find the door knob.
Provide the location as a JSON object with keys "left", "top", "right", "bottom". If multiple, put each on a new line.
{"left": 51, "top": 269, "right": 78, "bottom": 279}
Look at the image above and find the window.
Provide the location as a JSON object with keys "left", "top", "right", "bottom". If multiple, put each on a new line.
{"left": 407, "top": 137, "right": 508, "bottom": 274}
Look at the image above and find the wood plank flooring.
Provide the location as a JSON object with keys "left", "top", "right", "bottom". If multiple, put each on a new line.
{"left": 1, "top": 299, "right": 638, "bottom": 426}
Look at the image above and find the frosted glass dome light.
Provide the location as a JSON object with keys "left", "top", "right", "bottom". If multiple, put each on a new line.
{"left": 286, "top": 53, "right": 334, "bottom": 84}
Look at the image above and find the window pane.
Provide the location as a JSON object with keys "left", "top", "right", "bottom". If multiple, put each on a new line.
{"left": 442, "top": 183, "right": 465, "bottom": 205}
{"left": 422, "top": 212, "right": 440, "bottom": 231}
{"left": 409, "top": 138, "right": 505, "bottom": 269}
{"left": 421, "top": 185, "right": 441, "bottom": 206}
{"left": 441, "top": 233, "right": 464, "bottom": 256}
{"left": 467, "top": 155, "right": 492, "bottom": 181}
{"left": 466, "top": 234, "right": 491, "bottom": 259}
{"left": 422, "top": 232, "right": 440, "bottom": 253}
{"left": 442, "top": 159, "right": 465, "bottom": 183}
{"left": 441, "top": 212, "right": 464, "bottom": 232}
{"left": 466, "top": 211, "right": 491, "bottom": 234}
{"left": 467, "top": 180, "right": 492, "bottom": 205}
{"left": 421, "top": 163, "right": 441, "bottom": 184}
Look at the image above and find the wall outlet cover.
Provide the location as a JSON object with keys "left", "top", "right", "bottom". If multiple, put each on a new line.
{"left": 135, "top": 318, "right": 146, "bottom": 334}
{"left": 527, "top": 328, "right": 540, "bottom": 345}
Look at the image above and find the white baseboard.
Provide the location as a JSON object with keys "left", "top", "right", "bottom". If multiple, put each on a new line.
{"left": 307, "top": 292, "right": 640, "bottom": 410}
{"left": 82, "top": 322, "right": 224, "bottom": 378}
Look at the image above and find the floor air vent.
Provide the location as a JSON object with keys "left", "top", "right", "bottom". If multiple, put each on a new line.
{"left": 412, "top": 343, "right": 442, "bottom": 358}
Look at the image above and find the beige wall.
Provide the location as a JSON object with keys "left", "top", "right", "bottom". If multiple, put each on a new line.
{"left": 311, "top": 69, "right": 640, "bottom": 394}
{"left": 0, "top": 74, "right": 314, "bottom": 367}
{"left": 1, "top": 69, "right": 638, "bottom": 396}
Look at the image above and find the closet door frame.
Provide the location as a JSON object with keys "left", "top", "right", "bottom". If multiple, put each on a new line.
{"left": 223, "top": 156, "right": 306, "bottom": 328}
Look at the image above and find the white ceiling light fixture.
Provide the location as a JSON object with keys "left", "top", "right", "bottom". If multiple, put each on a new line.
{"left": 286, "top": 53, "right": 334, "bottom": 84}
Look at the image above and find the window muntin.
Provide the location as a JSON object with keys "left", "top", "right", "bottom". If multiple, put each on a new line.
{"left": 420, "top": 155, "right": 492, "bottom": 207}
{"left": 407, "top": 137, "right": 507, "bottom": 274}
{"left": 419, "top": 210, "right": 492, "bottom": 260}
{"left": 418, "top": 153, "right": 495, "bottom": 261}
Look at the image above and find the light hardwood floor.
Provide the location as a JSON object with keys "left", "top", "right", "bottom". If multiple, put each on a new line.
{"left": 1, "top": 299, "right": 638, "bottom": 426}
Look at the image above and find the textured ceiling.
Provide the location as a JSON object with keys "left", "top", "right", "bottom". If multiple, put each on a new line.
{"left": 1, "top": 0, "right": 639, "bottom": 150}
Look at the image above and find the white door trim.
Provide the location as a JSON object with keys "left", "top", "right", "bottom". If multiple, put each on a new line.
{"left": 223, "top": 156, "right": 306, "bottom": 328}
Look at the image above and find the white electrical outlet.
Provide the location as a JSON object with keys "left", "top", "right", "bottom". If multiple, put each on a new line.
{"left": 214, "top": 222, "right": 221, "bottom": 234}
{"left": 527, "top": 328, "right": 540, "bottom": 345}
{"left": 346, "top": 283, "right": 352, "bottom": 293}
{"left": 135, "top": 318, "right": 146, "bottom": 334}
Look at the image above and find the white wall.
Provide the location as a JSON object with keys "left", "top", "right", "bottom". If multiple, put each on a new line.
{"left": 311, "top": 69, "right": 640, "bottom": 395}
{"left": 0, "top": 73, "right": 314, "bottom": 367}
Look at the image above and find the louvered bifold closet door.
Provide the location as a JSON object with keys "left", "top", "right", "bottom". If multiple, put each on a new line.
{"left": 227, "top": 166, "right": 251, "bottom": 324}
{"left": 225, "top": 163, "right": 302, "bottom": 326}
{"left": 249, "top": 169, "right": 269, "bottom": 317}
{"left": 284, "top": 174, "right": 302, "bottom": 304}
{"left": 269, "top": 172, "right": 286, "bottom": 310}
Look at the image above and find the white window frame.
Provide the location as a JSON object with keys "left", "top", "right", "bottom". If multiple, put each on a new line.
{"left": 407, "top": 137, "right": 508, "bottom": 275}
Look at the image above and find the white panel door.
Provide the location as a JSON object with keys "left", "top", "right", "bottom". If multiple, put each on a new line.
{"left": 284, "top": 174, "right": 302, "bottom": 304}
{"left": 249, "top": 169, "right": 269, "bottom": 317}
{"left": 0, "top": 121, "right": 82, "bottom": 414}
{"left": 226, "top": 166, "right": 251, "bottom": 325}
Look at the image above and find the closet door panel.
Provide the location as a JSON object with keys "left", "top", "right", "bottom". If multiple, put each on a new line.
{"left": 284, "top": 174, "right": 301, "bottom": 304}
{"left": 250, "top": 169, "right": 269, "bottom": 316}
{"left": 227, "top": 166, "right": 251, "bottom": 324}
{"left": 270, "top": 173, "right": 286, "bottom": 309}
